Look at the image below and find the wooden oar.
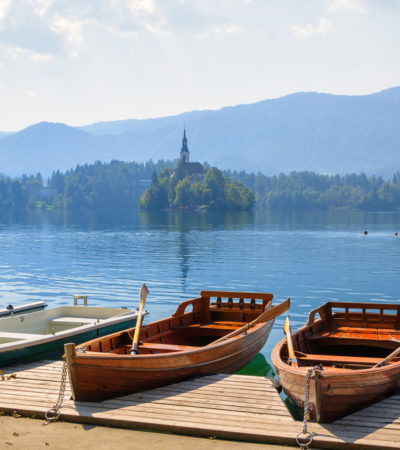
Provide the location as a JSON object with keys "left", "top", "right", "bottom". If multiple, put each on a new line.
{"left": 373, "top": 346, "right": 400, "bottom": 368}
{"left": 209, "top": 298, "right": 290, "bottom": 346}
{"left": 130, "top": 283, "right": 149, "bottom": 355}
{"left": 283, "top": 316, "right": 298, "bottom": 367}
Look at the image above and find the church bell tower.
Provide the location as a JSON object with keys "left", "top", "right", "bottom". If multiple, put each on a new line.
{"left": 180, "top": 128, "right": 190, "bottom": 163}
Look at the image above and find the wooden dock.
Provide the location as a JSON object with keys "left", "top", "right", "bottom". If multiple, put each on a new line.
{"left": 0, "top": 361, "right": 399, "bottom": 449}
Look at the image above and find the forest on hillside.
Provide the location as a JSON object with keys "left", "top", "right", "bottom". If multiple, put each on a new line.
{"left": 225, "top": 170, "right": 400, "bottom": 211}
{"left": 1, "top": 160, "right": 400, "bottom": 212}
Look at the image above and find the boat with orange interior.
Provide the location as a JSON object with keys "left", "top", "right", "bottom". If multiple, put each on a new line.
{"left": 271, "top": 301, "right": 400, "bottom": 423}
{"left": 65, "top": 290, "right": 290, "bottom": 402}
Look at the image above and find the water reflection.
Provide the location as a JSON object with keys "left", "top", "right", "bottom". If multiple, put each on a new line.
{"left": 0, "top": 208, "right": 399, "bottom": 366}
{"left": 139, "top": 210, "right": 256, "bottom": 231}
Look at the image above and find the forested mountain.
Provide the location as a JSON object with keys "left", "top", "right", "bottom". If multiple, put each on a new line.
{"left": 0, "top": 87, "right": 399, "bottom": 177}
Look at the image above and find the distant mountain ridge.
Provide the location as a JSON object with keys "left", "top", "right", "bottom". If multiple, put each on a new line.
{"left": 1, "top": 87, "right": 399, "bottom": 177}
{"left": 0, "top": 131, "right": 13, "bottom": 139}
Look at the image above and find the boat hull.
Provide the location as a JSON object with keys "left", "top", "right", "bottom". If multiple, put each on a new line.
{"left": 0, "top": 320, "right": 137, "bottom": 367}
{"left": 271, "top": 301, "right": 400, "bottom": 422}
{"left": 272, "top": 338, "right": 400, "bottom": 423}
{"left": 0, "top": 304, "right": 143, "bottom": 367}
{"left": 67, "top": 319, "right": 273, "bottom": 401}
{"left": 65, "top": 291, "right": 289, "bottom": 402}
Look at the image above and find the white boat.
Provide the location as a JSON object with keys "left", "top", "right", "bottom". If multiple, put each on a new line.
{"left": 0, "top": 301, "right": 47, "bottom": 318}
{"left": 0, "top": 295, "right": 147, "bottom": 366}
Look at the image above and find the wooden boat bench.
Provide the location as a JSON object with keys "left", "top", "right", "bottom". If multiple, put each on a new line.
{"left": 108, "top": 342, "right": 200, "bottom": 355}
{"left": 175, "top": 321, "right": 246, "bottom": 337}
{"left": 296, "top": 352, "right": 400, "bottom": 366}
{"left": 139, "top": 342, "right": 200, "bottom": 353}
{"left": 49, "top": 317, "right": 98, "bottom": 325}
{"left": 308, "top": 326, "right": 400, "bottom": 348}
{"left": 0, "top": 331, "right": 49, "bottom": 341}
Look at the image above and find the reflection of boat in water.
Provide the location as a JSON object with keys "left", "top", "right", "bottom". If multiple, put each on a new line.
{"left": 272, "top": 302, "right": 400, "bottom": 423}
{"left": 65, "top": 291, "right": 290, "bottom": 402}
{"left": 0, "top": 295, "right": 145, "bottom": 367}
{"left": 236, "top": 352, "right": 275, "bottom": 377}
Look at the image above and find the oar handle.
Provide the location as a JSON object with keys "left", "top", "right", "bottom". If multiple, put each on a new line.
{"left": 373, "top": 346, "right": 400, "bottom": 368}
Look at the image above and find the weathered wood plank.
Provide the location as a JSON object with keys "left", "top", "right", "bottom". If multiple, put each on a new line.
{"left": 1, "top": 360, "right": 399, "bottom": 449}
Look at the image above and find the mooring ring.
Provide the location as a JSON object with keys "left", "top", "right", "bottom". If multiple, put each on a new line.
{"left": 296, "top": 431, "right": 313, "bottom": 447}
{"left": 45, "top": 408, "right": 61, "bottom": 422}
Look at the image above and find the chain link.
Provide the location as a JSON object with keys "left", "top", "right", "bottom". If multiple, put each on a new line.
{"left": 44, "top": 359, "right": 67, "bottom": 425}
{"left": 296, "top": 365, "right": 320, "bottom": 449}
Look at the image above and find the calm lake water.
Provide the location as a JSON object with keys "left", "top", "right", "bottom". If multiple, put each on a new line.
{"left": 1, "top": 209, "right": 400, "bottom": 367}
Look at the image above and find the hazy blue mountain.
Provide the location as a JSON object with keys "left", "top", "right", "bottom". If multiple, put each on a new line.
{"left": 0, "top": 122, "right": 118, "bottom": 177}
{"left": 1, "top": 87, "right": 399, "bottom": 177}
{"left": 0, "top": 131, "right": 13, "bottom": 139}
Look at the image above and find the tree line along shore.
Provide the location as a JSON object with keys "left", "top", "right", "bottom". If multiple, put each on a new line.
{"left": 0, "top": 159, "right": 400, "bottom": 212}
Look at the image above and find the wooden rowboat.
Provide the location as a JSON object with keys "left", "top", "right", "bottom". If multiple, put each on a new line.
{"left": 271, "top": 302, "right": 400, "bottom": 423}
{"left": 65, "top": 290, "right": 290, "bottom": 402}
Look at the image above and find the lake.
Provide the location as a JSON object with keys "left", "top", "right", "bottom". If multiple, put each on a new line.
{"left": 1, "top": 208, "right": 399, "bottom": 367}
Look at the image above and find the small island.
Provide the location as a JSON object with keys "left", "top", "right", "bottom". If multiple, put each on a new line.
{"left": 139, "top": 129, "right": 255, "bottom": 211}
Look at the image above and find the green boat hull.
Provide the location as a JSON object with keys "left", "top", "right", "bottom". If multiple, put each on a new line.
{"left": 0, "top": 319, "right": 137, "bottom": 367}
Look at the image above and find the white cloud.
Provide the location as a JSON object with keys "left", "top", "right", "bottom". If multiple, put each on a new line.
{"left": 32, "top": 0, "right": 56, "bottom": 17}
{"left": 0, "top": 0, "right": 11, "bottom": 23}
{"left": 328, "top": 0, "right": 366, "bottom": 13}
{"left": 50, "top": 16, "right": 84, "bottom": 57}
{"left": 111, "top": 0, "right": 155, "bottom": 16}
{"left": 128, "top": 0, "right": 155, "bottom": 15}
{"left": 198, "top": 23, "right": 242, "bottom": 39}
{"left": 29, "top": 51, "right": 54, "bottom": 62}
{"left": 145, "top": 21, "right": 172, "bottom": 37}
{"left": 0, "top": 43, "right": 55, "bottom": 62}
{"left": 292, "top": 17, "right": 332, "bottom": 39}
{"left": 26, "top": 89, "right": 37, "bottom": 99}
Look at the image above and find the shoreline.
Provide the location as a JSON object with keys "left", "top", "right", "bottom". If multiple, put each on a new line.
{"left": 0, "top": 415, "right": 294, "bottom": 449}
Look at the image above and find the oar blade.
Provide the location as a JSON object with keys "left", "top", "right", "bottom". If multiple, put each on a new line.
{"left": 283, "top": 316, "right": 291, "bottom": 334}
{"left": 139, "top": 283, "right": 149, "bottom": 306}
{"left": 283, "top": 315, "right": 298, "bottom": 367}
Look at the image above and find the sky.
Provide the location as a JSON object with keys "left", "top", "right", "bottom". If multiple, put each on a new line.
{"left": 0, "top": 0, "right": 399, "bottom": 131}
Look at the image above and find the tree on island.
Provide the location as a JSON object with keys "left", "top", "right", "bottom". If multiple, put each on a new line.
{"left": 139, "top": 164, "right": 255, "bottom": 211}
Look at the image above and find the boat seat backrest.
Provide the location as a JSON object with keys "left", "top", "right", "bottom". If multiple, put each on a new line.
{"left": 202, "top": 290, "right": 273, "bottom": 312}
{"left": 308, "top": 302, "right": 400, "bottom": 330}
{"left": 172, "top": 296, "right": 210, "bottom": 322}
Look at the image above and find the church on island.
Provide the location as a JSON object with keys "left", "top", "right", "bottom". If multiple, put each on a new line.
{"left": 171, "top": 128, "right": 204, "bottom": 182}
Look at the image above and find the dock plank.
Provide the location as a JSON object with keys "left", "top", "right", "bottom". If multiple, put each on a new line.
{"left": 0, "top": 360, "right": 399, "bottom": 449}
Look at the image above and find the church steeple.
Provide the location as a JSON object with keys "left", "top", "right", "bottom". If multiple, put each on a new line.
{"left": 180, "top": 127, "right": 190, "bottom": 163}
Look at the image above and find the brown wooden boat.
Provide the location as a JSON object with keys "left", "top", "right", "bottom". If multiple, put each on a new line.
{"left": 271, "top": 301, "right": 400, "bottom": 423}
{"left": 65, "top": 290, "right": 290, "bottom": 401}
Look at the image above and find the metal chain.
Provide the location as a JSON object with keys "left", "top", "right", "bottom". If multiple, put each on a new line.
{"left": 296, "top": 365, "right": 320, "bottom": 449}
{"left": 43, "top": 359, "right": 67, "bottom": 425}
